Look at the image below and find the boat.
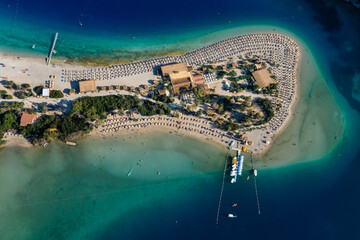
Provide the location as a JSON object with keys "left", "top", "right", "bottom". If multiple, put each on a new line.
{"left": 254, "top": 169, "right": 258, "bottom": 176}
{"left": 228, "top": 214, "right": 237, "bottom": 218}
{"left": 31, "top": 44, "right": 36, "bottom": 49}
{"left": 127, "top": 167, "right": 134, "bottom": 176}
{"left": 65, "top": 141, "right": 77, "bottom": 146}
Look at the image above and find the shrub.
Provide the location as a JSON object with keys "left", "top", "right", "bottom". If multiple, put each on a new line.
{"left": 22, "top": 83, "right": 31, "bottom": 89}
{"left": 5, "top": 81, "right": 16, "bottom": 89}
{"left": 50, "top": 90, "right": 64, "bottom": 98}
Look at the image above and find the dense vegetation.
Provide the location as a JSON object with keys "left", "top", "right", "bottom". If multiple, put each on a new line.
{"left": 35, "top": 114, "right": 90, "bottom": 140}
{"left": 0, "top": 95, "right": 172, "bottom": 145}
{"left": 50, "top": 90, "right": 64, "bottom": 98}
{"left": 14, "top": 89, "right": 35, "bottom": 99}
{"left": 256, "top": 98, "right": 274, "bottom": 123}
{"left": 0, "top": 103, "right": 23, "bottom": 144}
{"left": 72, "top": 95, "right": 170, "bottom": 120}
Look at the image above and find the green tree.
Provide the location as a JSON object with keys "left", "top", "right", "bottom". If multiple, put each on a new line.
{"left": 26, "top": 108, "right": 36, "bottom": 114}
{"left": 14, "top": 91, "right": 27, "bottom": 99}
{"left": 21, "top": 124, "right": 35, "bottom": 138}
{"left": 34, "top": 85, "right": 44, "bottom": 96}
{"left": 1, "top": 111, "right": 18, "bottom": 130}
{"left": 227, "top": 70, "right": 237, "bottom": 77}
{"left": 0, "top": 90, "right": 7, "bottom": 96}
{"left": 217, "top": 71, "right": 227, "bottom": 79}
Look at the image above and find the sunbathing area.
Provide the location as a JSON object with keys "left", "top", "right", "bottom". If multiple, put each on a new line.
{"left": 62, "top": 33, "right": 299, "bottom": 134}
{"left": 97, "top": 114, "right": 236, "bottom": 148}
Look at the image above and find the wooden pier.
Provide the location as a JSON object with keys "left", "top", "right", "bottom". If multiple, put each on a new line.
{"left": 47, "top": 32, "right": 58, "bottom": 65}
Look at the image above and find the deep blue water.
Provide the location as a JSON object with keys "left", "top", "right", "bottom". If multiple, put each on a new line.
{"left": 1, "top": 0, "right": 360, "bottom": 239}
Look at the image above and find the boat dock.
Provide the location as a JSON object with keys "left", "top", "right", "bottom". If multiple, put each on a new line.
{"left": 230, "top": 150, "right": 243, "bottom": 183}
{"left": 216, "top": 150, "right": 261, "bottom": 225}
{"left": 47, "top": 32, "right": 58, "bottom": 65}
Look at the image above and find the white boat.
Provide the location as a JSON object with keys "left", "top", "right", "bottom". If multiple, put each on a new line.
{"left": 127, "top": 167, "right": 134, "bottom": 176}
{"left": 228, "top": 213, "right": 237, "bottom": 218}
{"left": 254, "top": 169, "right": 258, "bottom": 176}
{"left": 31, "top": 44, "right": 36, "bottom": 49}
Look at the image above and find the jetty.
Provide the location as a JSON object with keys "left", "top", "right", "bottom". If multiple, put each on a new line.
{"left": 47, "top": 32, "right": 58, "bottom": 65}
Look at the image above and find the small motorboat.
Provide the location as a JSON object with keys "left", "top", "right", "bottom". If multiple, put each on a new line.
{"left": 31, "top": 44, "right": 36, "bottom": 49}
{"left": 254, "top": 169, "right": 258, "bottom": 176}
{"left": 127, "top": 167, "right": 134, "bottom": 176}
{"left": 228, "top": 214, "right": 237, "bottom": 218}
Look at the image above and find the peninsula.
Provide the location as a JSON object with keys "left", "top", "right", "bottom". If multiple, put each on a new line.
{"left": 0, "top": 33, "right": 299, "bottom": 154}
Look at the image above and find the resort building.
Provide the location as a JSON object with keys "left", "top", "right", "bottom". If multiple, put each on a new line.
{"left": 251, "top": 69, "right": 275, "bottom": 88}
{"left": 161, "top": 62, "right": 193, "bottom": 95}
{"left": 20, "top": 112, "right": 38, "bottom": 127}
{"left": 79, "top": 80, "right": 96, "bottom": 93}
{"left": 193, "top": 74, "right": 205, "bottom": 85}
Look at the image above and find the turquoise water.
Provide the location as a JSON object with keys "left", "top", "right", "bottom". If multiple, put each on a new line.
{"left": 0, "top": 0, "right": 360, "bottom": 239}
{"left": 0, "top": 133, "right": 227, "bottom": 239}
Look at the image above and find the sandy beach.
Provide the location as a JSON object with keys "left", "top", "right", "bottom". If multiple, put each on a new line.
{"left": 1, "top": 133, "right": 33, "bottom": 149}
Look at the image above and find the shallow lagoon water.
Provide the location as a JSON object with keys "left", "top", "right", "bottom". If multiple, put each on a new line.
{"left": 0, "top": 0, "right": 360, "bottom": 239}
{"left": 0, "top": 133, "right": 226, "bottom": 239}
